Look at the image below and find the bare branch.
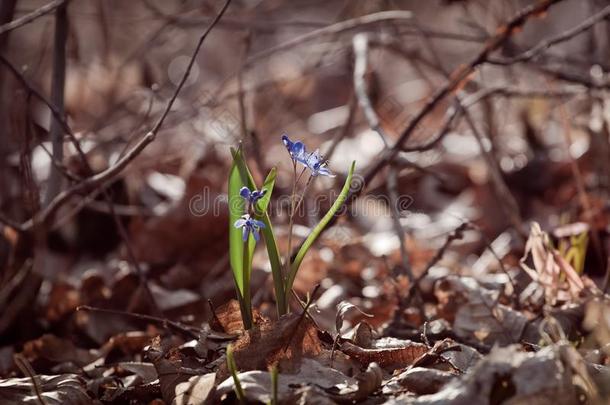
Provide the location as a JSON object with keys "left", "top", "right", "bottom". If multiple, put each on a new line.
{"left": 488, "top": 4, "right": 610, "bottom": 66}
{"left": 0, "top": 0, "right": 66, "bottom": 36}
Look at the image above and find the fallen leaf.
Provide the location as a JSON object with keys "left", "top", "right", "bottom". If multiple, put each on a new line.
{"left": 335, "top": 301, "right": 373, "bottom": 335}
{"left": 0, "top": 374, "right": 90, "bottom": 404}
{"left": 230, "top": 313, "right": 322, "bottom": 372}
{"left": 117, "top": 362, "right": 158, "bottom": 384}
{"left": 410, "top": 345, "right": 579, "bottom": 404}
{"left": 384, "top": 367, "right": 454, "bottom": 395}
{"left": 340, "top": 338, "right": 429, "bottom": 369}
{"left": 173, "top": 373, "right": 216, "bottom": 405}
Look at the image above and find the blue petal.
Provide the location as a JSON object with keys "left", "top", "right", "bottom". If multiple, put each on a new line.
{"left": 281, "top": 134, "right": 291, "bottom": 148}
{"left": 234, "top": 218, "right": 247, "bottom": 228}
{"left": 318, "top": 167, "right": 335, "bottom": 177}
{"left": 239, "top": 187, "right": 251, "bottom": 200}
{"left": 242, "top": 226, "right": 249, "bottom": 241}
{"left": 292, "top": 142, "right": 305, "bottom": 155}
{"left": 306, "top": 150, "right": 321, "bottom": 167}
{"left": 252, "top": 228, "right": 260, "bottom": 241}
{"left": 254, "top": 219, "right": 266, "bottom": 229}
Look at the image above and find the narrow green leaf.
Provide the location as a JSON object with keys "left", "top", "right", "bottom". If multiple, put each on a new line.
{"left": 285, "top": 161, "right": 356, "bottom": 293}
{"left": 229, "top": 147, "right": 253, "bottom": 328}
{"left": 228, "top": 148, "right": 246, "bottom": 296}
{"left": 231, "top": 151, "right": 285, "bottom": 316}
{"left": 227, "top": 344, "right": 245, "bottom": 403}
{"left": 252, "top": 169, "right": 286, "bottom": 315}
{"left": 269, "top": 364, "right": 278, "bottom": 405}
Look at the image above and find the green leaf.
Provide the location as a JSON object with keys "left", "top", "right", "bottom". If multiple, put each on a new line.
{"left": 269, "top": 364, "right": 279, "bottom": 405}
{"left": 229, "top": 147, "right": 253, "bottom": 328}
{"left": 227, "top": 344, "right": 245, "bottom": 403}
{"left": 228, "top": 148, "right": 247, "bottom": 296}
{"left": 230, "top": 149, "right": 286, "bottom": 317}
{"left": 285, "top": 161, "right": 356, "bottom": 294}
{"left": 252, "top": 170, "right": 286, "bottom": 315}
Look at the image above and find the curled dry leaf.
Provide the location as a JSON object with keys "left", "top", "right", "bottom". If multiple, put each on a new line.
{"left": 335, "top": 301, "right": 373, "bottom": 335}
{"left": 0, "top": 374, "right": 91, "bottom": 404}
{"left": 340, "top": 338, "right": 429, "bottom": 369}
{"left": 384, "top": 367, "right": 455, "bottom": 395}
{"left": 344, "top": 321, "right": 374, "bottom": 348}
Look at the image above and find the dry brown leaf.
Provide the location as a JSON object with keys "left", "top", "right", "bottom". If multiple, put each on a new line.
{"left": 211, "top": 300, "right": 246, "bottom": 334}
{"left": 410, "top": 345, "right": 579, "bottom": 405}
{"left": 340, "top": 339, "right": 428, "bottom": 369}
{"left": 384, "top": 367, "right": 454, "bottom": 395}
{"left": 0, "top": 374, "right": 91, "bottom": 404}
{"left": 335, "top": 301, "right": 373, "bottom": 335}
{"left": 21, "top": 335, "right": 98, "bottom": 368}
{"left": 230, "top": 313, "right": 322, "bottom": 372}
{"left": 173, "top": 373, "right": 216, "bottom": 405}
{"left": 117, "top": 362, "right": 158, "bottom": 384}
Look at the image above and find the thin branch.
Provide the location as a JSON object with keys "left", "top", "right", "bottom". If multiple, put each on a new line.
{"left": 13, "top": 354, "right": 46, "bottom": 405}
{"left": 77, "top": 305, "right": 200, "bottom": 340}
{"left": 0, "top": 0, "right": 66, "bottom": 36}
{"left": 406, "top": 223, "right": 471, "bottom": 304}
{"left": 488, "top": 4, "right": 610, "bottom": 66}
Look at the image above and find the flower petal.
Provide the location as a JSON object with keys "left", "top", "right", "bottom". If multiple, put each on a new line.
{"left": 281, "top": 134, "right": 292, "bottom": 148}
{"left": 293, "top": 141, "right": 305, "bottom": 156}
{"left": 242, "top": 226, "right": 249, "bottom": 241}
{"left": 252, "top": 228, "right": 260, "bottom": 241}
{"left": 234, "top": 218, "right": 247, "bottom": 228}
{"left": 317, "top": 166, "right": 335, "bottom": 177}
{"left": 239, "top": 186, "right": 251, "bottom": 200}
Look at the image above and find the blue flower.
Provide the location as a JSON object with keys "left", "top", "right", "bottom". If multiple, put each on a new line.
{"left": 282, "top": 134, "right": 335, "bottom": 177}
{"left": 234, "top": 214, "right": 266, "bottom": 242}
{"left": 239, "top": 186, "right": 267, "bottom": 206}
{"left": 281, "top": 134, "right": 308, "bottom": 165}
{"left": 305, "top": 149, "right": 335, "bottom": 177}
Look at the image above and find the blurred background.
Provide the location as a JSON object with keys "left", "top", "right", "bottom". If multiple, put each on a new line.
{"left": 0, "top": 0, "right": 609, "bottom": 384}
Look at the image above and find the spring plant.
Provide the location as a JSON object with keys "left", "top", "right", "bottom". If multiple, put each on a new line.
{"left": 228, "top": 135, "right": 355, "bottom": 328}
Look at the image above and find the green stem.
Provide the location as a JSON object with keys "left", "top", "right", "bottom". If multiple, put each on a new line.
{"left": 241, "top": 243, "right": 253, "bottom": 329}
{"left": 283, "top": 162, "right": 299, "bottom": 311}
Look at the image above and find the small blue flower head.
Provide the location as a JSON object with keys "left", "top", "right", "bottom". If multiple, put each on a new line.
{"left": 239, "top": 186, "right": 267, "bottom": 206}
{"left": 234, "top": 214, "right": 266, "bottom": 242}
{"left": 305, "top": 149, "right": 335, "bottom": 177}
{"left": 281, "top": 134, "right": 308, "bottom": 165}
